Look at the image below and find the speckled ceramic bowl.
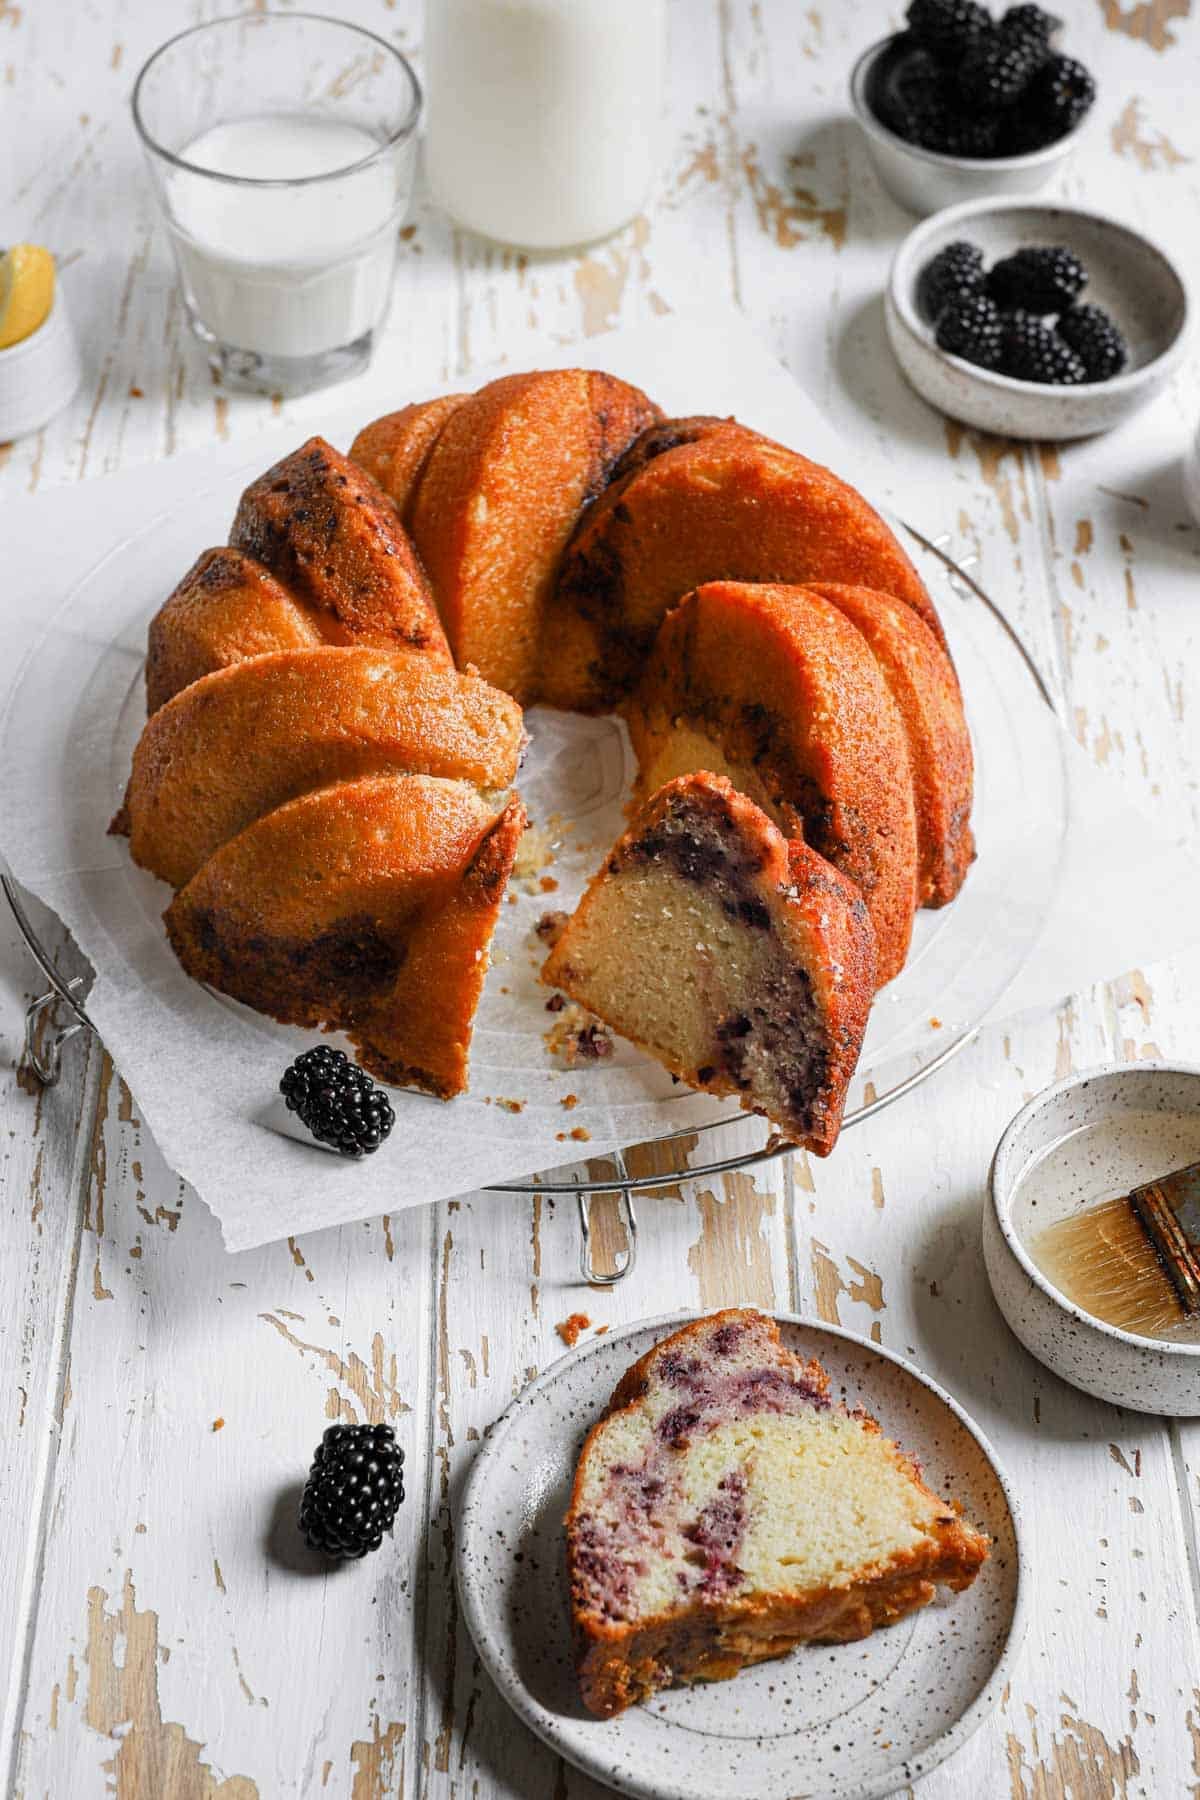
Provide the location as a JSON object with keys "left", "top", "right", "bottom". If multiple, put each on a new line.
{"left": 887, "top": 198, "right": 1191, "bottom": 439}
{"left": 456, "top": 1311, "right": 1025, "bottom": 1800}
{"left": 850, "top": 35, "right": 1086, "bottom": 217}
{"left": 985, "top": 1063, "right": 1200, "bottom": 1415}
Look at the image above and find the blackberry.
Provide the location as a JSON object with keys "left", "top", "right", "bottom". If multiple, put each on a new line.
{"left": 299, "top": 1422, "right": 405, "bottom": 1560}
{"left": 935, "top": 293, "right": 1004, "bottom": 369}
{"left": 280, "top": 1045, "right": 395, "bottom": 1158}
{"left": 905, "top": 0, "right": 992, "bottom": 63}
{"left": 986, "top": 245, "right": 1087, "bottom": 312}
{"left": 998, "top": 3, "right": 1059, "bottom": 51}
{"left": 917, "top": 240, "right": 986, "bottom": 320}
{"left": 1028, "top": 52, "right": 1096, "bottom": 137}
{"left": 1057, "top": 303, "right": 1129, "bottom": 380}
{"left": 922, "top": 106, "right": 1001, "bottom": 157}
{"left": 959, "top": 31, "right": 1042, "bottom": 107}
{"left": 999, "top": 312, "right": 1087, "bottom": 384}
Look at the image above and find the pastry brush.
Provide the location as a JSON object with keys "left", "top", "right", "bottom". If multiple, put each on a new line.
{"left": 1031, "top": 1162, "right": 1200, "bottom": 1339}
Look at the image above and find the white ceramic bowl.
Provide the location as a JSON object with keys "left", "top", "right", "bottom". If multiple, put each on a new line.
{"left": 850, "top": 35, "right": 1085, "bottom": 217}
{"left": 984, "top": 1062, "right": 1200, "bottom": 1415}
{"left": 887, "top": 197, "right": 1191, "bottom": 440}
{"left": 0, "top": 288, "right": 82, "bottom": 440}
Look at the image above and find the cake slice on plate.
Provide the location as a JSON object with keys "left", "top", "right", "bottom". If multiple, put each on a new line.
{"left": 566, "top": 1309, "right": 990, "bottom": 1719}
{"left": 540, "top": 772, "right": 875, "bottom": 1155}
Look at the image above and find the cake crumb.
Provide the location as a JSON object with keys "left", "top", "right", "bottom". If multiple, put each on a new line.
{"left": 496, "top": 1096, "right": 525, "bottom": 1114}
{"left": 546, "top": 993, "right": 565, "bottom": 1012}
{"left": 507, "top": 893, "right": 519, "bottom": 905}
{"left": 535, "top": 909, "right": 569, "bottom": 947}
{"left": 556, "top": 1311, "right": 591, "bottom": 1347}
{"left": 929, "top": 1016, "right": 943, "bottom": 1029}
{"left": 595, "top": 1324, "right": 609, "bottom": 1335}
{"left": 570, "top": 1126, "right": 591, "bottom": 1142}
{"left": 539, "top": 874, "right": 559, "bottom": 892}
{"left": 561, "top": 1093, "right": 579, "bottom": 1110}
{"left": 545, "top": 1001, "right": 612, "bottom": 1065}
{"left": 211, "top": 1417, "right": 225, "bottom": 1433}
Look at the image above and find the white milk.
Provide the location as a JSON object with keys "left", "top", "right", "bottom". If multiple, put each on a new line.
{"left": 165, "top": 115, "right": 401, "bottom": 359}
{"left": 425, "top": 0, "right": 664, "bottom": 249}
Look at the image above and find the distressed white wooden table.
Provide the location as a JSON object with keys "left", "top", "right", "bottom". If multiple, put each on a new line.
{"left": 3, "top": 2, "right": 1200, "bottom": 1795}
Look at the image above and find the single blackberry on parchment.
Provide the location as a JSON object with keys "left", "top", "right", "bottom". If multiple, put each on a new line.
{"left": 280, "top": 1045, "right": 394, "bottom": 1158}
{"left": 299, "top": 1423, "right": 405, "bottom": 1560}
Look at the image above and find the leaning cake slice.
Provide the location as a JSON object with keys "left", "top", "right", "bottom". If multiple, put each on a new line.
{"left": 540, "top": 772, "right": 875, "bottom": 1155}
{"left": 567, "top": 1310, "right": 990, "bottom": 1718}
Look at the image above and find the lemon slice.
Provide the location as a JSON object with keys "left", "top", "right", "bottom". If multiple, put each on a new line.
{"left": 0, "top": 244, "right": 56, "bottom": 350}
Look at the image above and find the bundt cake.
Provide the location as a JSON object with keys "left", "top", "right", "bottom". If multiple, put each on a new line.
{"left": 405, "top": 369, "right": 661, "bottom": 701}
{"left": 567, "top": 1309, "right": 990, "bottom": 1718}
{"left": 229, "top": 435, "right": 450, "bottom": 664}
{"left": 540, "top": 774, "right": 876, "bottom": 1153}
{"left": 624, "top": 582, "right": 920, "bottom": 985}
{"left": 349, "top": 394, "right": 468, "bottom": 520}
{"left": 806, "top": 583, "right": 974, "bottom": 907}
{"left": 166, "top": 776, "right": 526, "bottom": 1098}
{"left": 121, "top": 365, "right": 975, "bottom": 1122}
{"left": 118, "top": 646, "right": 525, "bottom": 891}
{"left": 541, "top": 418, "right": 947, "bottom": 712}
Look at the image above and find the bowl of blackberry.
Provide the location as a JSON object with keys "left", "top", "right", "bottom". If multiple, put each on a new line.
{"left": 886, "top": 197, "right": 1190, "bottom": 439}
{"left": 851, "top": 1, "right": 1096, "bottom": 215}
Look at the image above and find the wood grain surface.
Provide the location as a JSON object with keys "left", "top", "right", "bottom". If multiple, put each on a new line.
{"left": 2, "top": 2, "right": 1200, "bottom": 1795}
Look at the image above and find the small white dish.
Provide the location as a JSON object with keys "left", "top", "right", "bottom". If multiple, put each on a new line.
{"left": 850, "top": 35, "right": 1085, "bottom": 217}
{"left": 985, "top": 1062, "right": 1200, "bottom": 1415}
{"left": 456, "top": 1311, "right": 1025, "bottom": 1800}
{"left": 0, "top": 289, "right": 83, "bottom": 440}
{"left": 887, "top": 197, "right": 1190, "bottom": 440}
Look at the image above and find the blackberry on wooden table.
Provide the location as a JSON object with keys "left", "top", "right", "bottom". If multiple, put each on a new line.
{"left": 299, "top": 1423, "right": 406, "bottom": 1560}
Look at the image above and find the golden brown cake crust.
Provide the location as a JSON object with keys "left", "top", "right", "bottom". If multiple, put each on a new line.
{"left": 804, "top": 582, "right": 975, "bottom": 907}
{"left": 566, "top": 1310, "right": 991, "bottom": 1719}
{"left": 408, "top": 370, "right": 661, "bottom": 702}
{"left": 144, "top": 546, "right": 326, "bottom": 714}
{"left": 122, "top": 646, "right": 526, "bottom": 891}
{"left": 541, "top": 773, "right": 876, "bottom": 1153}
{"left": 349, "top": 394, "right": 468, "bottom": 520}
{"left": 164, "top": 776, "right": 517, "bottom": 1096}
{"left": 544, "top": 421, "right": 947, "bottom": 712}
{"left": 230, "top": 435, "right": 451, "bottom": 664}
{"left": 625, "top": 582, "right": 920, "bottom": 986}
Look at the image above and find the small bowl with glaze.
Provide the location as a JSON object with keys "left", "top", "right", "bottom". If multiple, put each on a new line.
{"left": 886, "top": 196, "right": 1191, "bottom": 439}
{"left": 850, "top": 34, "right": 1087, "bottom": 218}
{"left": 984, "top": 1062, "right": 1200, "bottom": 1416}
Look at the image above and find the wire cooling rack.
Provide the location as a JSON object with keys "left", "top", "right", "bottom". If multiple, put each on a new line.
{"left": 4, "top": 526, "right": 1057, "bottom": 1284}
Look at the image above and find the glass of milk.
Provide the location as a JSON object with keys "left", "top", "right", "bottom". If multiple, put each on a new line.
{"left": 133, "top": 15, "right": 421, "bottom": 395}
{"left": 425, "top": 0, "right": 665, "bottom": 250}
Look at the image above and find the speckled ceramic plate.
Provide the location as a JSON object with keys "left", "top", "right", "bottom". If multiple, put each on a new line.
{"left": 456, "top": 1312, "right": 1026, "bottom": 1800}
